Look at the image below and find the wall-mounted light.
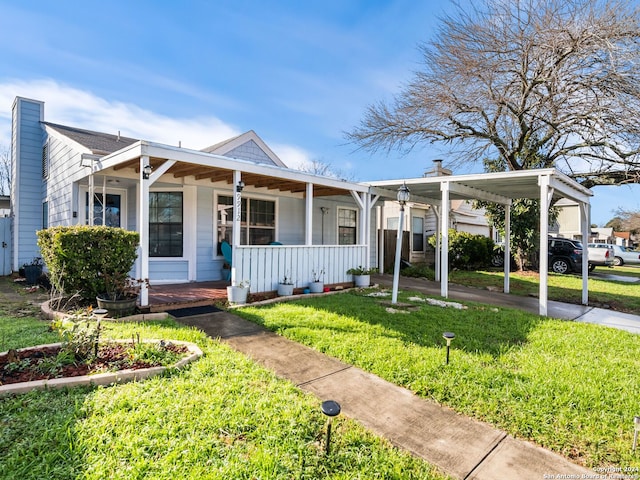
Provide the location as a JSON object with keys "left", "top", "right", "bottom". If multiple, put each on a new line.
{"left": 236, "top": 180, "right": 245, "bottom": 192}
{"left": 142, "top": 164, "right": 153, "bottom": 180}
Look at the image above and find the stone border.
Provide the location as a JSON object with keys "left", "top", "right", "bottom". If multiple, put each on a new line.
{"left": 0, "top": 340, "right": 203, "bottom": 396}
{"left": 41, "top": 300, "right": 169, "bottom": 322}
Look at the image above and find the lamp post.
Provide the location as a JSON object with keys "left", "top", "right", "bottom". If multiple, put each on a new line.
{"left": 392, "top": 183, "right": 410, "bottom": 304}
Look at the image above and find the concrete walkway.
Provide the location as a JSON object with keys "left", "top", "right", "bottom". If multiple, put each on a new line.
{"left": 172, "top": 274, "right": 631, "bottom": 479}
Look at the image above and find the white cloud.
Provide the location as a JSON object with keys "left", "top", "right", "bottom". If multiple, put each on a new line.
{"left": 0, "top": 79, "right": 311, "bottom": 167}
{"left": 272, "top": 143, "right": 313, "bottom": 170}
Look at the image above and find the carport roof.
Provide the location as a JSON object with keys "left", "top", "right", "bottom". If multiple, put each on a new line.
{"left": 367, "top": 168, "right": 592, "bottom": 206}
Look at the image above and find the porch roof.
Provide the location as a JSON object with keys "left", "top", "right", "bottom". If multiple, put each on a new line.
{"left": 95, "top": 140, "right": 369, "bottom": 197}
{"left": 367, "top": 168, "right": 593, "bottom": 206}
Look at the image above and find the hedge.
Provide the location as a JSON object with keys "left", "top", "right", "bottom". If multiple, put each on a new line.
{"left": 37, "top": 226, "right": 140, "bottom": 301}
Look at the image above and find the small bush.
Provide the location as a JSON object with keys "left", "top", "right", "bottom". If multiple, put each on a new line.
{"left": 37, "top": 226, "right": 139, "bottom": 301}
{"left": 429, "top": 229, "right": 494, "bottom": 270}
{"left": 401, "top": 263, "right": 435, "bottom": 279}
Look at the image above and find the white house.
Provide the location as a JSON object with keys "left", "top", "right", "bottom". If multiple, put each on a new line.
{"left": 11, "top": 97, "right": 381, "bottom": 305}
{"left": 10, "top": 95, "right": 594, "bottom": 316}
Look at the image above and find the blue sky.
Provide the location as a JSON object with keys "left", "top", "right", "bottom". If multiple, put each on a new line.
{"left": 1, "top": 0, "right": 638, "bottom": 226}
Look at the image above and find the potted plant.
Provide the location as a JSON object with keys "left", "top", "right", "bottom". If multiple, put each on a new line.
{"left": 96, "top": 273, "right": 143, "bottom": 317}
{"left": 277, "top": 273, "right": 294, "bottom": 296}
{"left": 309, "top": 269, "right": 325, "bottom": 294}
{"left": 227, "top": 280, "right": 250, "bottom": 305}
{"left": 23, "top": 257, "right": 44, "bottom": 285}
{"left": 347, "top": 266, "right": 378, "bottom": 288}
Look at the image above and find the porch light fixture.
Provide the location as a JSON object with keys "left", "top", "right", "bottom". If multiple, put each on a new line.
{"left": 321, "top": 400, "right": 341, "bottom": 455}
{"left": 236, "top": 180, "right": 245, "bottom": 192}
{"left": 443, "top": 332, "right": 455, "bottom": 365}
{"left": 391, "top": 182, "right": 410, "bottom": 304}
{"left": 397, "top": 182, "right": 410, "bottom": 206}
{"left": 142, "top": 164, "right": 153, "bottom": 180}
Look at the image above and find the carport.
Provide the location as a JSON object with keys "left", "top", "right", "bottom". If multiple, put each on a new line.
{"left": 368, "top": 168, "right": 593, "bottom": 316}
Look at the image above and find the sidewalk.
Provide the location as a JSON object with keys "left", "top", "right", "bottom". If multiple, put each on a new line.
{"left": 174, "top": 275, "right": 618, "bottom": 480}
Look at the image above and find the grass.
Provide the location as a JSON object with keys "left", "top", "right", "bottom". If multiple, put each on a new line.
{"left": 237, "top": 289, "right": 640, "bottom": 468}
{"left": 414, "top": 266, "right": 640, "bottom": 315}
{"left": 0, "top": 312, "right": 448, "bottom": 479}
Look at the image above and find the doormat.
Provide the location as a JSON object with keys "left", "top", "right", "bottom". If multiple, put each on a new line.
{"left": 165, "top": 305, "right": 222, "bottom": 318}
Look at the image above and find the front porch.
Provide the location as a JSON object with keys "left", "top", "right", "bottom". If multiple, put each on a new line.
{"left": 146, "top": 281, "right": 230, "bottom": 312}
{"left": 145, "top": 277, "right": 357, "bottom": 313}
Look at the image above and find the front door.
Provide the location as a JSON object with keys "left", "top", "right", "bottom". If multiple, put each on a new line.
{"left": 84, "top": 192, "right": 124, "bottom": 227}
{"left": 0, "top": 217, "right": 10, "bottom": 275}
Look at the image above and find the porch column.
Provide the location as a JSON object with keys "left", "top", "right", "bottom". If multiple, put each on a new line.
{"left": 580, "top": 201, "right": 589, "bottom": 305}
{"left": 305, "top": 183, "right": 313, "bottom": 245}
{"left": 433, "top": 206, "right": 441, "bottom": 282}
{"left": 538, "top": 175, "right": 551, "bottom": 316}
{"left": 139, "top": 155, "right": 150, "bottom": 307}
{"left": 440, "top": 182, "right": 450, "bottom": 298}
{"left": 232, "top": 170, "right": 242, "bottom": 284}
{"left": 504, "top": 204, "right": 511, "bottom": 293}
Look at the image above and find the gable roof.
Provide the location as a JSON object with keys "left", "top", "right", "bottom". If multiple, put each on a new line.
{"left": 201, "top": 130, "right": 286, "bottom": 168}
{"left": 43, "top": 122, "right": 139, "bottom": 156}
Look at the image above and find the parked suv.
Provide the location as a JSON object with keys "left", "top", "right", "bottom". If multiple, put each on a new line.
{"left": 548, "top": 237, "right": 583, "bottom": 274}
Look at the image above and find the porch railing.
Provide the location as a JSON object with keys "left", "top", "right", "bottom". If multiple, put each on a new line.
{"left": 233, "top": 245, "right": 367, "bottom": 293}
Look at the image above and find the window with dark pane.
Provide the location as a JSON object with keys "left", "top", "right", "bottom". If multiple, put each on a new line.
{"left": 217, "top": 195, "right": 275, "bottom": 250}
{"left": 338, "top": 208, "right": 357, "bottom": 245}
{"left": 412, "top": 216, "right": 424, "bottom": 252}
{"left": 149, "top": 192, "right": 183, "bottom": 257}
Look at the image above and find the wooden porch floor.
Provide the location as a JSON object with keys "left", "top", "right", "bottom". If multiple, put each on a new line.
{"left": 146, "top": 281, "right": 231, "bottom": 312}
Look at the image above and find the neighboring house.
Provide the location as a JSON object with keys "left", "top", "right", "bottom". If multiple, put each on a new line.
{"left": 590, "top": 227, "right": 615, "bottom": 244}
{"left": 10, "top": 97, "right": 376, "bottom": 305}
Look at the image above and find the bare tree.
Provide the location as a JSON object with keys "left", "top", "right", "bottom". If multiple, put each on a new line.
{"left": 0, "top": 146, "right": 10, "bottom": 196}
{"left": 609, "top": 207, "right": 640, "bottom": 232}
{"left": 348, "top": 0, "right": 640, "bottom": 188}
{"left": 296, "top": 158, "right": 357, "bottom": 182}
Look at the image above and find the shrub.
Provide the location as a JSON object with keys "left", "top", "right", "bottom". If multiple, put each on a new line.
{"left": 401, "top": 263, "right": 435, "bottom": 279}
{"left": 429, "top": 229, "right": 494, "bottom": 270}
{"left": 37, "top": 226, "right": 139, "bottom": 301}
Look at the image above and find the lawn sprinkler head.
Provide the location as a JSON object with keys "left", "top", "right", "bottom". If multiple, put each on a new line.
{"left": 321, "top": 400, "right": 341, "bottom": 455}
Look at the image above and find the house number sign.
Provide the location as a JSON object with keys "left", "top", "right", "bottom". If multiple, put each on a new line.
{"left": 235, "top": 191, "right": 242, "bottom": 221}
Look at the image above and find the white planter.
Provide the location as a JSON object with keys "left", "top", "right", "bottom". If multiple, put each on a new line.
{"left": 309, "top": 281, "right": 324, "bottom": 294}
{"left": 277, "top": 283, "right": 294, "bottom": 296}
{"left": 227, "top": 285, "right": 249, "bottom": 305}
{"left": 353, "top": 274, "right": 370, "bottom": 288}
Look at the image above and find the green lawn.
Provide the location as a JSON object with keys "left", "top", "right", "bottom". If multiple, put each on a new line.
{"left": 0, "top": 313, "right": 447, "bottom": 480}
{"left": 237, "top": 289, "right": 640, "bottom": 468}
{"left": 441, "top": 267, "right": 640, "bottom": 314}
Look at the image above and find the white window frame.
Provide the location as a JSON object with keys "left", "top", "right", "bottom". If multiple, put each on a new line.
{"left": 337, "top": 207, "right": 358, "bottom": 245}
{"left": 79, "top": 186, "right": 128, "bottom": 229}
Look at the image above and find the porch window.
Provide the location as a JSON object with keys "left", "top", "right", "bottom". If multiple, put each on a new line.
{"left": 149, "top": 192, "right": 183, "bottom": 257}
{"left": 412, "top": 216, "right": 424, "bottom": 252}
{"left": 85, "top": 192, "right": 121, "bottom": 227}
{"left": 338, "top": 208, "right": 357, "bottom": 245}
{"left": 217, "top": 195, "right": 275, "bottom": 252}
